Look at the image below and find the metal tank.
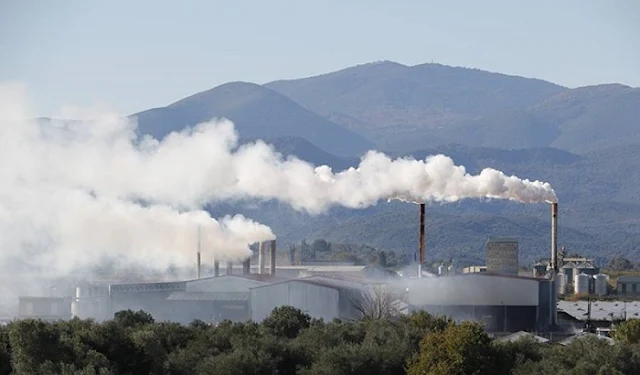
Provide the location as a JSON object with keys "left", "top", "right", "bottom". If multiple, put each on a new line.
{"left": 593, "top": 274, "right": 609, "bottom": 296}
{"left": 557, "top": 272, "right": 567, "bottom": 295}
{"left": 574, "top": 273, "right": 590, "bottom": 295}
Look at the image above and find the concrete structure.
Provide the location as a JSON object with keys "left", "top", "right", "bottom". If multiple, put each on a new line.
{"left": 406, "top": 273, "right": 556, "bottom": 332}
{"left": 72, "top": 284, "right": 110, "bottom": 321}
{"left": 462, "top": 266, "right": 487, "bottom": 274}
{"left": 18, "top": 297, "right": 71, "bottom": 321}
{"left": 574, "top": 273, "right": 590, "bottom": 295}
{"left": 593, "top": 274, "right": 609, "bottom": 296}
{"left": 250, "top": 275, "right": 382, "bottom": 322}
{"left": 617, "top": 276, "right": 640, "bottom": 296}
{"left": 486, "top": 237, "right": 519, "bottom": 275}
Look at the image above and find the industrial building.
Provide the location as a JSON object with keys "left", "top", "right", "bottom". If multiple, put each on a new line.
{"left": 250, "top": 275, "right": 385, "bottom": 322}
{"left": 616, "top": 276, "right": 640, "bottom": 296}
{"left": 485, "top": 237, "right": 519, "bottom": 275}
{"left": 18, "top": 296, "right": 72, "bottom": 321}
{"left": 405, "top": 272, "right": 557, "bottom": 332}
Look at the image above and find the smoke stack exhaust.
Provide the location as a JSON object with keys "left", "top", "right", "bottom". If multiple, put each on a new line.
{"left": 242, "top": 258, "right": 250, "bottom": 275}
{"left": 551, "top": 202, "right": 558, "bottom": 274}
{"left": 213, "top": 260, "right": 220, "bottom": 277}
{"left": 258, "top": 242, "right": 266, "bottom": 275}
{"left": 270, "top": 239, "right": 276, "bottom": 276}
{"left": 418, "top": 203, "right": 426, "bottom": 278}
{"left": 196, "top": 225, "right": 202, "bottom": 279}
{"left": 226, "top": 261, "right": 233, "bottom": 275}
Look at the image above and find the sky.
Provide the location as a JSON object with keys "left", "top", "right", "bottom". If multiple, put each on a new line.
{"left": 1, "top": 0, "right": 638, "bottom": 116}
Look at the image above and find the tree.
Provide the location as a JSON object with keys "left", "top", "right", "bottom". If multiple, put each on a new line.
{"left": 262, "top": 306, "right": 311, "bottom": 339}
{"left": 407, "top": 321, "right": 496, "bottom": 375}
{"left": 350, "top": 285, "right": 404, "bottom": 321}
{"left": 612, "top": 319, "right": 640, "bottom": 344}
{"left": 113, "top": 310, "right": 154, "bottom": 328}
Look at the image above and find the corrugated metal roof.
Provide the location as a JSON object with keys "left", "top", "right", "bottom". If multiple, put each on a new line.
{"left": 558, "top": 300, "right": 640, "bottom": 321}
{"left": 617, "top": 275, "right": 640, "bottom": 283}
{"left": 166, "top": 291, "right": 250, "bottom": 301}
{"left": 496, "top": 331, "right": 549, "bottom": 343}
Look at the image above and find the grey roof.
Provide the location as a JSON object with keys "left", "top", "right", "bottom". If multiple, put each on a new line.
{"left": 558, "top": 332, "right": 614, "bottom": 346}
{"left": 166, "top": 291, "right": 250, "bottom": 301}
{"left": 558, "top": 300, "right": 640, "bottom": 321}
{"left": 496, "top": 331, "right": 549, "bottom": 344}
{"left": 617, "top": 275, "right": 640, "bottom": 283}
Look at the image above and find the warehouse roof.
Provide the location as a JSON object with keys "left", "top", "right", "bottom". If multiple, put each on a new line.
{"left": 617, "top": 276, "right": 640, "bottom": 283}
{"left": 495, "top": 331, "right": 549, "bottom": 344}
{"left": 558, "top": 332, "right": 614, "bottom": 346}
{"left": 558, "top": 300, "right": 640, "bottom": 321}
{"left": 166, "top": 291, "right": 250, "bottom": 301}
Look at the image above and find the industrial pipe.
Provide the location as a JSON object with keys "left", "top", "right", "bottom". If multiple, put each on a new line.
{"left": 242, "top": 258, "right": 250, "bottom": 275}
{"left": 418, "top": 203, "right": 426, "bottom": 278}
{"left": 551, "top": 202, "right": 558, "bottom": 274}
{"left": 226, "top": 261, "right": 233, "bottom": 275}
{"left": 270, "top": 239, "right": 276, "bottom": 276}
{"left": 213, "top": 261, "right": 220, "bottom": 277}
{"left": 258, "top": 242, "right": 266, "bottom": 275}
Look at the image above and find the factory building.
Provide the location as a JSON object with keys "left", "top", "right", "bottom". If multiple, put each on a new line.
{"left": 250, "top": 276, "right": 385, "bottom": 322}
{"left": 406, "top": 273, "right": 556, "bottom": 332}
{"left": 486, "top": 237, "right": 519, "bottom": 275}
{"left": 617, "top": 276, "right": 640, "bottom": 296}
{"left": 18, "top": 296, "right": 72, "bottom": 321}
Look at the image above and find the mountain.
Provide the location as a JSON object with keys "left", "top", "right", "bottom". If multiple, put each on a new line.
{"left": 266, "top": 61, "right": 566, "bottom": 151}
{"left": 131, "top": 82, "right": 374, "bottom": 157}
{"left": 266, "top": 62, "right": 640, "bottom": 154}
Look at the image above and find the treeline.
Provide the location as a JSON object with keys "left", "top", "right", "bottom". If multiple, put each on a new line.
{"left": 3, "top": 309, "right": 640, "bottom": 374}
{"left": 288, "top": 239, "right": 410, "bottom": 268}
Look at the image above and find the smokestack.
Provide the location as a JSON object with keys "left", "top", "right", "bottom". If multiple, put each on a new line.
{"left": 196, "top": 225, "right": 201, "bottom": 279}
{"left": 242, "top": 257, "right": 250, "bottom": 275}
{"left": 258, "top": 242, "right": 266, "bottom": 275}
{"left": 226, "top": 261, "right": 233, "bottom": 275}
{"left": 270, "top": 239, "right": 276, "bottom": 276}
{"left": 213, "top": 261, "right": 220, "bottom": 277}
{"left": 551, "top": 202, "right": 558, "bottom": 274}
{"left": 418, "top": 203, "right": 426, "bottom": 278}
{"left": 196, "top": 252, "right": 201, "bottom": 279}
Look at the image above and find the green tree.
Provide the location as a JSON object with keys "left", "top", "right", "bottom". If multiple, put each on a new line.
{"left": 407, "top": 321, "right": 496, "bottom": 375}
{"left": 263, "top": 306, "right": 311, "bottom": 339}
{"left": 612, "top": 319, "right": 640, "bottom": 344}
{"left": 113, "top": 310, "right": 154, "bottom": 328}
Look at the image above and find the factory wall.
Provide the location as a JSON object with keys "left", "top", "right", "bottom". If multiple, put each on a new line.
{"left": 251, "top": 280, "right": 341, "bottom": 322}
{"left": 407, "top": 274, "right": 539, "bottom": 307}
{"left": 413, "top": 305, "right": 537, "bottom": 332}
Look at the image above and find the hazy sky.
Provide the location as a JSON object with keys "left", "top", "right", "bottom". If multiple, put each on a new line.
{"left": 1, "top": 0, "right": 638, "bottom": 116}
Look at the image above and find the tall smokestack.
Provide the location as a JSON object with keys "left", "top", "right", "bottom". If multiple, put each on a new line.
{"left": 258, "top": 242, "right": 266, "bottom": 275}
{"left": 242, "top": 257, "right": 250, "bottom": 275}
{"left": 226, "top": 261, "right": 233, "bottom": 275}
{"left": 551, "top": 202, "right": 558, "bottom": 274}
{"left": 213, "top": 260, "right": 220, "bottom": 277}
{"left": 418, "top": 203, "right": 426, "bottom": 278}
{"left": 270, "top": 239, "right": 276, "bottom": 276}
{"left": 196, "top": 225, "right": 201, "bottom": 279}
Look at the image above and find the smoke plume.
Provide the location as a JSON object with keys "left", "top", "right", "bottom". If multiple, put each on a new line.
{"left": 0, "top": 82, "right": 556, "bottom": 302}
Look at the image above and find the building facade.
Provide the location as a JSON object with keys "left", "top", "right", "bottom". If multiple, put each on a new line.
{"left": 486, "top": 237, "right": 519, "bottom": 275}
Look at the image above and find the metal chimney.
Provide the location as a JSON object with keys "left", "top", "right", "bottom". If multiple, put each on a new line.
{"left": 213, "top": 261, "right": 220, "bottom": 277}
{"left": 418, "top": 203, "right": 426, "bottom": 278}
{"left": 270, "top": 239, "right": 276, "bottom": 276}
{"left": 551, "top": 202, "right": 558, "bottom": 274}
{"left": 226, "top": 261, "right": 233, "bottom": 275}
{"left": 196, "top": 225, "right": 202, "bottom": 279}
{"left": 258, "top": 242, "right": 266, "bottom": 274}
{"left": 242, "top": 258, "right": 250, "bottom": 275}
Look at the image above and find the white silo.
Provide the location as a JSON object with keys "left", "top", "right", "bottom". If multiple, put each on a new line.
{"left": 593, "top": 274, "right": 609, "bottom": 296}
{"left": 438, "top": 264, "right": 444, "bottom": 275}
{"left": 557, "top": 272, "right": 567, "bottom": 295}
{"left": 574, "top": 273, "right": 590, "bottom": 295}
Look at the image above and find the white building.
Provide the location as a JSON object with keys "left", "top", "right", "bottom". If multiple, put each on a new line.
{"left": 486, "top": 237, "right": 519, "bottom": 275}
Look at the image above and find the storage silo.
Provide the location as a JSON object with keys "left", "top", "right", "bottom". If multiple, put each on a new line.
{"left": 557, "top": 272, "right": 567, "bottom": 295}
{"left": 593, "top": 274, "right": 609, "bottom": 296}
{"left": 574, "top": 273, "right": 590, "bottom": 295}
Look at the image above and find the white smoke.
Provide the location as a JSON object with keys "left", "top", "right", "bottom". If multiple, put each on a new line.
{"left": 0, "top": 82, "right": 556, "bottom": 298}
{"left": 0, "top": 83, "right": 275, "bottom": 289}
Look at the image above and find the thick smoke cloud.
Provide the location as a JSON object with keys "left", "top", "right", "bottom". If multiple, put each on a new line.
{"left": 0, "top": 82, "right": 556, "bottom": 305}
{"left": 0, "top": 83, "right": 274, "bottom": 289}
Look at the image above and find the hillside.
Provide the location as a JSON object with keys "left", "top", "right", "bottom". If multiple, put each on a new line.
{"left": 266, "top": 62, "right": 640, "bottom": 153}
{"left": 131, "top": 82, "right": 374, "bottom": 157}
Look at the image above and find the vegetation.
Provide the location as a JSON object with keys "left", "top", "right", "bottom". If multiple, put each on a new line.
{"left": 4, "top": 309, "right": 640, "bottom": 375}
